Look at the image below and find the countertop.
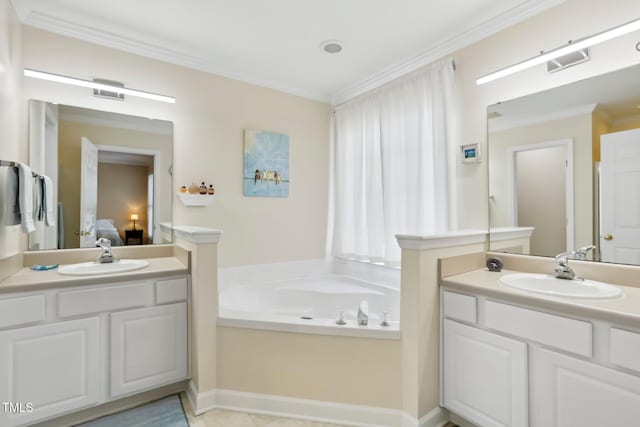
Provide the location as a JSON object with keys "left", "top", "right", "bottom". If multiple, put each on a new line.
{"left": 442, "top": 268, "right": 640, "bottom": 327}
{"left": 0, "top": 257, "right": 189, "bottom": 294}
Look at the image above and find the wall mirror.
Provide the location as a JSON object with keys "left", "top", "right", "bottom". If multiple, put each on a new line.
{"left": 488, "top": 64, "right": 640, "bottom": 266}
{"left": 28, "top": 100, "right": 173, "bottom": 250}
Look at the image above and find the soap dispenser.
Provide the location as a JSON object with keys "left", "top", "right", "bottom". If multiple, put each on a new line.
{"left": 198, "top": 182, "right": 207, "bottom": 194}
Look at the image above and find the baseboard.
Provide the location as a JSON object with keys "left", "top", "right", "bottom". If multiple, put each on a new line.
{"left": 187, "top": 384, "right": 451, "bottom": 427}
{"left": 418, "top": 406, "right": 451, "bottom": 427}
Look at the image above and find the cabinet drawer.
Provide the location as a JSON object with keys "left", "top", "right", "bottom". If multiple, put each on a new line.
{"left": 443, "top": 291, "right": 477, "bottom": 324}
{"left": 58, "top": 282, "right": 154, "bottom": 317}
{"left": 156, "top": 277, "right": 188, "bottom": 304}
{"left": 610, "top": 328, "right": 640, "bottom": 374}
{"left": 485, "top": 301, "right": 592, "bottom": 357}
{"left": 0, "top": 295, "right": 46, "bottom": 329}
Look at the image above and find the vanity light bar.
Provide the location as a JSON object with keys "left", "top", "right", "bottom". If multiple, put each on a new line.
{"left": 477, "top": 17, "right": 640, "bottom": 85}
{"left": 23, "top": 69, "right": 176, "bottom": 104}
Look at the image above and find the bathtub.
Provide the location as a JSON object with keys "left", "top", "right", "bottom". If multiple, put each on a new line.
{"left": 218, "top": 259, "right": 400, "bottom": 339}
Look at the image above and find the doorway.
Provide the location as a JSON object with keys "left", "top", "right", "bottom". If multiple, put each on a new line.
{"left": 507, "top": 139, "right": 574, "bottom": 255}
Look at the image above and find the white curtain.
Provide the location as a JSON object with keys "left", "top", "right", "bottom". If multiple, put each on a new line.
{"left": 331, "top": 59, "right": 457, "bottom": 264}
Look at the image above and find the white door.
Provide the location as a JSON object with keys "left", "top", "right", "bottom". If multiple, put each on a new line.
{"left": 600, "top": 129, "right": 640, "bottom": 264}
{"left": 531, "top": 347, "right": 640, "bottom": 427}
{"left": 110, "top": 303, "right": 187, "bottom": 398}
{"left": 443, "top": 319, "right": 528, "bottom": 427}
{"left": 80, "top": 137, "right": 98, "bottom": 248}
{"left": 0, "top": 317, "right": 100, "bottom": 426}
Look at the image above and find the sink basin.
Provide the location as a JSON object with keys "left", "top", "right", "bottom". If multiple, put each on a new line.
{"left": 499, "top": 273, "right": 622, "bottom": 299}
{"left": 57, "top": 259, "right": 150, "bottom": 276}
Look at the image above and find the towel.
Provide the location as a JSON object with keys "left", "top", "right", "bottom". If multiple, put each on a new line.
{"left": 57, "top": 202, "right": 64, "bottom": 249}
{"left": 4, "top": 166, "right": 20, "bottom": 226}
{"left": 16, "top": 162, "right": 35, "bottom": 233}
{"left": 42, "top": 175, "right": 56, "bottom": 227}
{"left": 35, "top": 176, "right": 44, "bottom": 222}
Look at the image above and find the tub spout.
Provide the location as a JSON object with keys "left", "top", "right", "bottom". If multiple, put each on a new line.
{"left": 357, "top": 300, "right": 369, "bottom": 326}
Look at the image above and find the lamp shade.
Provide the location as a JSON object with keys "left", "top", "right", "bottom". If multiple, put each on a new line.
{"left": 130, "top": 213, "right": 139, "bottom": 221}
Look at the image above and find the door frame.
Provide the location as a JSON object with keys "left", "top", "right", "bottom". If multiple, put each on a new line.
{"left": 95, "top": 144, "right": 161, "bottom": 244}
{"left": 506, "top": 138, "right": 574, "bottom": 252}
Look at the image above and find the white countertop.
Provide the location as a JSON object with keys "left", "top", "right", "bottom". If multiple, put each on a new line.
{"left": 442, "top": 268, "right": 640, "bottom": 327}
{"left": 0, "top": 257, "right": 189, "bottom": 294}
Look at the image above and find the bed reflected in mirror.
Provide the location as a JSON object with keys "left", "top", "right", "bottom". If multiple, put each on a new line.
{"left": 27, "top": 101, "right": 173, "bottom": 250}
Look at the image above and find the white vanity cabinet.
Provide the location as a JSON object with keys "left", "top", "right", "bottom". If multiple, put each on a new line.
{"left": 0, "top": 275, "right": 189, "bottom": 427}
{"left": 530, "top": 347, "right": 640, "bottom": 427}
{"left": 443, "top": 319, "right": 528, "bottom": 427}
{"left": 0, "top": 317, "right": 100, "bottom": 427}
{"left": 441, "top": 288, "right": 640, "bottom": 427}
{"left": 111, "top": 303, "right": 188, "bottom": 398}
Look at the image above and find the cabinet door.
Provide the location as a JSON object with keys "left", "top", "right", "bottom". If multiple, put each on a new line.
{"left": 0, "top": 317, "right": 100, "bottom": 427}
{"left": 110, "top": 302, "right": 187, "bottom": 398}
{"left": 443, "top": 319, "right": 528, "bottom": 427}
{"left": 531, "top": 347, "right": 640, "bottom": 427}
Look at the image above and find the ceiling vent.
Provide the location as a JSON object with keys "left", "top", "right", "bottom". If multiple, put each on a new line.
{"left": 92, "top": 78, "right": 125, "bottom": 100}
{"left": 547, "top": 47, "right": 590, "bottom": 73}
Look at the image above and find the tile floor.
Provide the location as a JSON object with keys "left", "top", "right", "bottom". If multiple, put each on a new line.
{"left": 180, "top": 394, "right": 346, "bottom": 427}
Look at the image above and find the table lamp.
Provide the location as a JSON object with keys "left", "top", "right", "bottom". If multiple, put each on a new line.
{"left": 130, "top": 213, "right": 139, "bottom": 230}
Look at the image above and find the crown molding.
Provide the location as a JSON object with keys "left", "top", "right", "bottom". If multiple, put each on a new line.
{"left": 16, "top": 9, "right": 332, "bottom": 104}
{"left": 331, "top": 0, "right": 567, "bottom": 105}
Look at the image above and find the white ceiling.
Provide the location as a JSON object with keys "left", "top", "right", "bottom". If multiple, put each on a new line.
{"left": 12, "top": 0, "right": 564, "bottom": 104}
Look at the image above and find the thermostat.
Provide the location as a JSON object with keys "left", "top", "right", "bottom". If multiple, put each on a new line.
{"left": 461, "top": 143, "right": 481, "bottom": 163}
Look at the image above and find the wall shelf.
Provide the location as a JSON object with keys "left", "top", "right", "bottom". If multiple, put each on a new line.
{"left": 176, "top": 192, "right": 215, "bottom": 207}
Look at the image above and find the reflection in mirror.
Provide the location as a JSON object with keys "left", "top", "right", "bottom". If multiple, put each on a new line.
{"left": 28, "top": 101, "right": 173, "bottom": 250}
{"left": 488, "top": 64, "right": 640, "bottom": 266}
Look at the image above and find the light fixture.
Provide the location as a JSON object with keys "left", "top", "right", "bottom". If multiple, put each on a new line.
{"left": 24, "top": 69, "right": 175, "bottom": 103}
{"left": 320, "top": 40, "right": 343, "bottom": 54}
{"left": 477, "top": 17, "right": 640, "bottom": 85}
{"left": 130, "top": 213, "right": 139, "bottom": 230}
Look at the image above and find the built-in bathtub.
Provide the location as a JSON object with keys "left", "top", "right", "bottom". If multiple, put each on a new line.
{"left": 218, "top": 259, "right": 400, "bottom": 339}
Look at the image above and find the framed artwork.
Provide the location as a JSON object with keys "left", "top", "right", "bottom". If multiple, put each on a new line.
{"left": 243, "top": 129, "right": 290, "bottom": 197}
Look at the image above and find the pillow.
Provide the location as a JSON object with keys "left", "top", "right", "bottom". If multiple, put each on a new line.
{"left": 96, "top": 219, "right": 116, "bottom": 231}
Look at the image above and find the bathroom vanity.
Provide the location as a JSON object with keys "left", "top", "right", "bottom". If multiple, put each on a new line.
{"left": 0, "top": 257, "right": 189, "bottom": 427}
{"left": 440, "top": 268, "right": 640, "bottom": 427}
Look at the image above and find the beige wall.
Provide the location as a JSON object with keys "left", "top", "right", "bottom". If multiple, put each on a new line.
{"left": 216, "top": 327, "right": 402, "bottom": 409}
{"left": 21, "top": 27, "right": 331, "bottom": 267}
{"left": 58, "top": 119, "right": 171, "bottom": 247}
{"left": 97, "top": 163, "right": 149, "bottom": 241}
{"left": 0, "top": 0, "right": 24, "bottom": 261}
{"left": 489, "top": 114, "right": 593, "bottom": 252}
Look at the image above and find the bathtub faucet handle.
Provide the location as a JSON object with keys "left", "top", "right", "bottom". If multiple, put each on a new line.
{"left": 336, "top": 311, "right": 347, "bottom": 325}
{"left": 357, "top": 300, "right": 369, "bottom": 326}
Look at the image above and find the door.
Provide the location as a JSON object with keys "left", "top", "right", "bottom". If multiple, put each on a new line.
{"left": 0, "top": 317, "right": 100, "bottom": 426}
{"left": 110, "top": 303, "right": 187, "bottom": 398}
{"left": 443, "top": 319, "right": 528, "bottom": 427}
{"left": 80, "top": 137, "right": 98, "bottom": 248}
{"left": 531, "top": 347, "right": 640, "bottom": 427}
{"left": 600, "top": 129, "right": 640, "bottom": 264}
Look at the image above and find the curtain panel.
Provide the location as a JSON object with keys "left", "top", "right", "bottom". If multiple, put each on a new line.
{"left": 330, "top": 59, "right": 457, "bottom": 264}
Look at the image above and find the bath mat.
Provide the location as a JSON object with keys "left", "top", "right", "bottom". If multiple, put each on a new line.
{"left": 76, "top": 395, "right": 189, "bottom": 427}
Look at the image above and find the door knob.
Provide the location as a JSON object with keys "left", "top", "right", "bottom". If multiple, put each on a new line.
{"left": 603, "top": 234, "right": 613, "bottom": 241}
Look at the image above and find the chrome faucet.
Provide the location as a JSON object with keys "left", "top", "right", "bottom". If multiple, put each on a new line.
{"left": 554, "top": 245, "right": 595, "bottom": 280}
{"left": 357, "top": 300, "right": 369, "bottom": 326}
{"left": 95, "top": 238, "right": 115, "bottom": 263}
{"left": 554, "top": 251, "right": 576, "bottom": 280}
{"left": 574, "top": 245, "right": 596, "bottom": 261}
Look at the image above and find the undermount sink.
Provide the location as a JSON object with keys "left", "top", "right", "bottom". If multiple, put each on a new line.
{"left": 57, "top": 259, "right": 150, "bottom": 276}
{"left": 499, "top": 273, "right": 622, "bottom": 299}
